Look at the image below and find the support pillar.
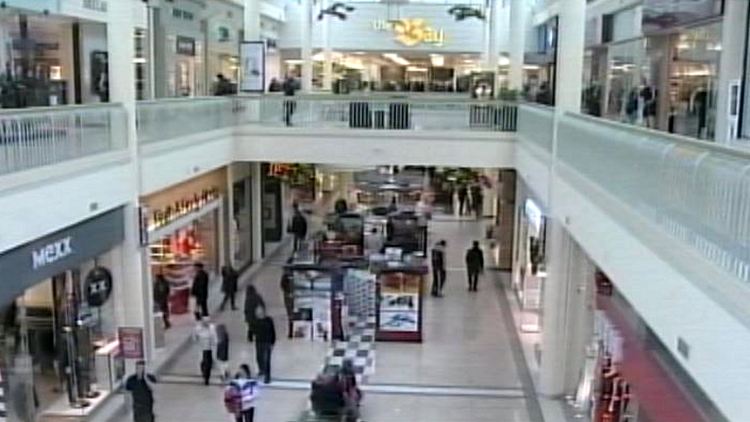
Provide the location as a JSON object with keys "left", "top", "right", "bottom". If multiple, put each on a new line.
{"left": 107, "top": 0, "right": 152, "bottom": 361}
{"left": 715, "top": 0, "right": 748, "bottom": 143}
{"left": 251, "top": 162, "right": 264, "bottom": 263}
{"left": 555, "top": 0, "right": 586, "bottom": 112}
{"left": 322, "top": 0, "right": 334, "bottom": 91}
{"left": 244, "top": 0, "right": 261, "bottom": 40}
{"left": 301, "top": 0, "right": 314, "bottom": 92}
{"left": 508, "top": 0, "right": 527, "bottom": 90}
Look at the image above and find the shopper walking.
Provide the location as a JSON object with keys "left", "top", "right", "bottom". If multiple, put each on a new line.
{"left": 290, "top": 204, "right": 308, "bottom": 252}
{"left": 192, "top": 317, "right": 218, "bottom": 385}
{"left": 153, "top": 274, "right": 171, "bottom": 329}
{"left": 220, "top": 266, "right": 239, "bottom": 311}
{"left": 191, "top": 262, "right": 210, "bottom": 317}
{"left": 339, "top": 359, "right": 362, "bottom": 422}
{"left": 244, "top": 285, "right": 266, "bottom": 342}
{"left": 280, "top": 266, "right": 295, "bottom": 339}
{"left": 125, "top": 360, "right": 157, "bottom": 422}
{"left": 254, "top": 307, "right": 276, "bottom": 384}
{"left": 282, "top": 74, "right": 297, "bottom": 126}
{"left": 457, "top": 185, "right": 468, "bottom": 216}
{"left": 216, "top": 323, "right": 230, "bottom": 382}
{"left": 431, "top": 240, "right": 447, "bottom": 297}
{"left": 224, "top": 364, "right": 259, "bottom": 422}
{"left": 470, "top": 183, "right": 483, "bottom": 219}
{"left": 465, "top": 241, "right": 485, "bottom": 292}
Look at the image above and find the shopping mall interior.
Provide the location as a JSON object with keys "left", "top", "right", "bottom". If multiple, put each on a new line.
{"left": 1, "top": 0, "right": 750, "bottom": 421}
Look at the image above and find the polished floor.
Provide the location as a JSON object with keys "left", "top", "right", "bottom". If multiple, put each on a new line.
{"left": 108, "top": 215, "right": 543, "bottom": 422}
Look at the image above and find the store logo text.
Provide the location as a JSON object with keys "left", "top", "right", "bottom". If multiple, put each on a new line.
{"left": 32, "top": 237, "right": 73, "bottom": 270}
{"left": 372, "top": 19, "right": 445, "bottom": 47}
{"left": 83, "top": 0, "right": 108, "bottom": 12}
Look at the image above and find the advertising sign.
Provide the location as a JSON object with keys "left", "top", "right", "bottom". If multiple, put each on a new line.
{"left": 642, "top": 0, "right": 723, "bottom": 33}
{"left": 118, "top": 327, "right": 145, "bottom": 359}
{"left": 240, "top": 41, "right": 265, "bottom": 93}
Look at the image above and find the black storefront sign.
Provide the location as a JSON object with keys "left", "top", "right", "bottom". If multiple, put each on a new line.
{"left": 0, "top": 207, "right": 125, "bottom": 307}
{"left": 176, "top": 36, "right": 196, "bottom": 56}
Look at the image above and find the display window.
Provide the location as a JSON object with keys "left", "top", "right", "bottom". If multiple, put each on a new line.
{"left": 0, "top": 262, "right": 122, "bottom": 420}
{"left": 512, "top": 198, "right": 547, "bottom": 333}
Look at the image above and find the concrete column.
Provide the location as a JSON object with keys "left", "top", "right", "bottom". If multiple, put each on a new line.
{"left": 244, "top": 0, "right": 261, "bottom": 40}
{"left": 107, "top": 0, "right": 153, "bottom": 360}
{"left": 538, "top": 220, "right": 595, "bottom": 396}
{"left": 508, "top": 0, "right": 527, "bottom": 90}
{"left": 251, "top": 162, "right": 264, "bottom": 263}
{"left": 322, "top": 0, "right": 334, "bottom": 91}
{"left": 301, "top": 0, "right": 314, "bottom": 92}
{"left": 555, "top": 0, "right": 586, "bottom": 112}
{"left": 486, "top": 0, "right": 500, "bottom": 73}
{"left": 715, "top": 0, "right": 748, "bottom": 143}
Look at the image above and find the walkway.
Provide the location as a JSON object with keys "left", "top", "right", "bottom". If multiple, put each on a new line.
{"left": 106, "top": 216, "right": 543, "bottom": 422}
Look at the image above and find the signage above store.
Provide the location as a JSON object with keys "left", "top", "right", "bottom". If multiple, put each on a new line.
{"left": 32, "top": 237, "right": 73, "bottom": 270}
{"left": 85, "top": 266, "right": 113, "bottom": 307}
{"left": 176, "top": 36, "right": 196, "bottom": 56}
{"left": 146, "top": 187, "right": 221, "bottom": 232}
{"left": 372, "top": 19, "right": 445, "bottom": 47}
{"left": 82, "top": 0, "right": 107, "bottom": 12}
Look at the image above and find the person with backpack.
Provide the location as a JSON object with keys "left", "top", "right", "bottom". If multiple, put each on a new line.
{"left": 224, "top": 364, "right": 259, "bottom": 422}
{"left": 216, "top": 324, "right": 230, "bottom": 382}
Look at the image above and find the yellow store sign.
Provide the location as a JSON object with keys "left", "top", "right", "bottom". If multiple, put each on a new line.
{"left": 372, "top": 19, "right": 446, "bottom": 47}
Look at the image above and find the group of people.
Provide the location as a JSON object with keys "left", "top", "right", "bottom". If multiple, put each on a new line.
{"left": 431, "top": 239, "right": 486, "bottom": 296}
{"left": 310, "top": 360, "right": 362, "bottom": 422}
{"left": 456, "top": 183, "right": 484, "bottom": 218}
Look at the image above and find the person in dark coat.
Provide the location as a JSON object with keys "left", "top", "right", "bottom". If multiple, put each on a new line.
{"left": 220, "top": 266, "right": 239, "bottom": 311}
{"left": 191, "top": 262, "right": 210, "bottom": 317}
{"left": 153, "top": 274, "right": 171, "bottom": 329}
{"left": 254, "top": 306, "right": 276, "bottom": 384}
{"left": 290, "top": 204, "right": 308, "bottom": 252}
{"left": 457, "top": 185, "right": 468, "bottom": 216}
{"left": 430, "top": 240, "right": 447, "bottom": 297}
{"left": 280, "top": 267, "right": 295, "bottom": 339}
{"left": 470, "top": 183, "right": 483, "bottom": 218}
{"left": 282, "top": 75, "right": 297, "bottom": 126}
{"left": 244, "top": 285, "right": 266, "bottom": 342}
{"left": 125, "top": 360, "right": 157, "bottom": 422}
{"left": 465, "top": 241, "right": 485, "bottom": 292}
{"left": 216, "top": 323, "right": 230, "bottom": 381}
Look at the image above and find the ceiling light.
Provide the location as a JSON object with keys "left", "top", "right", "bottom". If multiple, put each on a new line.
{"left": 498, "top": 56, "right": 510, "bottom": 66}
{"left": 523, "top": 64, "right": 540, "bottom": 70}
{"left": 430, "top": 54, "right": 444, "bottom": 67}
{"left": 407, "top": 66, "right": 428, "bottom": 72}
{"left": 285, "top": 59, "right": 304, "bottom": 64}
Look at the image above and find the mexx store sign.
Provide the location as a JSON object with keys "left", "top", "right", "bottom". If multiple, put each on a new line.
{"left": 32, "top": 237, "right": 73, "bottom": 270}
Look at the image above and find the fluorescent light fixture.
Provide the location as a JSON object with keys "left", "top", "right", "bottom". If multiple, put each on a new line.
{"left": 312, "top": 52, "right": 325, "bottom": 61}
{"left": 353, "top": 51, "right": 365, "bottom": 55}
{"left": 133, "top": 57, "right": 147, "bottom": 64}
{"left": 498, "top": 56, "right": 510, "bottom": 66}
{"left": 406, "top": 66, "right": 427, "bottom": 72}
{"left": 523, "top": 64, "right": 540, "bottom": 70}
{"left": 285, "top": 59, "right": 304, "bottom": 64}
{"left": 382, "top": 53, "right": 409, "bottom": 66}
{"left": 430, "top": 54, "right": 444, "bottom": 67}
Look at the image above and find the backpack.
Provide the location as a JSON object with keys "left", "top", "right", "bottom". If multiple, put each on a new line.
{"left": 224, "top": 382, "right": 242, "bottom": 414}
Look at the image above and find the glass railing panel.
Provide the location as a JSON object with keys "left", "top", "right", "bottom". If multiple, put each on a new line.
{"left": 557, "top": 113, "right": 750, "bottom": 284}
{"left": 0, "top": 104, "right": 126, "bottom": 176}
{"left": 136, "top": 97, "right": 237, "bottom": 144}
{"left": 518, "top": 103, "right": 554, "bottom": 153}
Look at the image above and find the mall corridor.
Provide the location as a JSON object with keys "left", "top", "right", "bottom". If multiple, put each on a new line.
{"left": 104, "top": 214, "right": 543, "bottom": 422}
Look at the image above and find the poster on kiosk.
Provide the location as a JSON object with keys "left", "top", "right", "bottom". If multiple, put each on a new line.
{"left": 240, "top": 41, "right": 266, "bottom": 93}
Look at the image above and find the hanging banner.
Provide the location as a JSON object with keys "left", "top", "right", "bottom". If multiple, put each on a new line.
{"left": 240, "top": 41, "right": 265, "bottom": 93}
{"left": 118, "top": 327, "right": 145, "bottom": 359}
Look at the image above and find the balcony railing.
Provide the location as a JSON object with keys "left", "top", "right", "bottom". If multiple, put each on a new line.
{"left": 135, "top": 96, "right": 518, "bottom": 143}
{"left": 0, "top": 104, "right": 126, "bottom": 176}
{"left": 518, "top": 103, "right": 554, "bottom": 153}
{"left": 550, "top": 113, "right": 750, "bottom": 284}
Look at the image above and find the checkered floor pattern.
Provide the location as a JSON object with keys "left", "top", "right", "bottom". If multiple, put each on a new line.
{"left": 323, "top": 317, "right": 377, "bottom": 383}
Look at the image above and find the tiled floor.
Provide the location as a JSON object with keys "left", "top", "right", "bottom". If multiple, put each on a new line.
{"left": 107, "top": 215, "right": 543, "bottom": 422}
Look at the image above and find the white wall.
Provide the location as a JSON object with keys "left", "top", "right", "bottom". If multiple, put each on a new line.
{"left": 0, "top": 152, "right": 132, "bottom": 253}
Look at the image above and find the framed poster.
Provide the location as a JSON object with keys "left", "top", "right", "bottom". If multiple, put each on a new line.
{"left": 118, "top": 327, "right": 145, "bottom": 359}
{"left": 240, "top": 41, "right": 265, "bottom": 93}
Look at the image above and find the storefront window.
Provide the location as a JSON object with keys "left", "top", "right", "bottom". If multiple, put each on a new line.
{"left": 233, "top": 177, "right": 253, "bottom": 268}
{"left": 523, "top": 17, "right": 557, "bottom": 106}
{"left": 512, "top": 198, "right": 547, "bottom": 333}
